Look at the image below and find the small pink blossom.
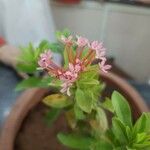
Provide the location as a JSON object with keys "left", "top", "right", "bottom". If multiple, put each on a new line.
{"left": 89, "top": 41, "right": 103, "bottom": 51}
{"left": 61, "top": 35, "right": 73, "bottom": 44}
{"left": 75, "top": 59, "right": 84, "bottom": 71}
{"left": 38, "top": 50, "right": 52, "bottom": 68}
{"left": 59, "top": 60, "right": 83, "bottom": 96}
{"left": 89, "top": 41, "right": 107, "bottom": 61}
{"left": 99, "top": 59, "right": 111, "bottom": 73}
{"left": 76, "top": 35, "right": 89, "bottom": 47}
{"left": 59, "top": 70, "right": 76, "bottom": 96}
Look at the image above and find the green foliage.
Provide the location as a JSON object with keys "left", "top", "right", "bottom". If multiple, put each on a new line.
{"left": 75, "top": 88, "right": 93, "bottom": 113}
{"left": 56, "top": 28, "right": 71, "bottom": 39}
{"left": 74, "top": 65, "right": 103, "bottom": 115}
{"left": 16, "top": 40, "right": 62, "bottom": 74}
{"left": 101, "top": 97, "right": 114, "bottom": 113}
{"left": 44, "top": 108, "right": 61, "bottom": 126}
{"left": 65, "top": 109, "right": 77, "bottom": 129}
{"left": 112, "top": 91, "right": 132, "bottom": 128}
{"left": 77, "top": 65, "right": 103, "bottom": 102}
{"left": 104, "top": 91, "right": 150, "bottom": 150}
{"left": 91, "top": 140, "right": 113, "bottom": 150}
{"left": 57, "top": 132, "right": 94, "bottom": 149}
{"left": 112, "top": 117, "right": 128, "bottom": 145}
{"left": 74, "top": 103, "right": 86, "bottom": 120}
{"left": 16, "top": 43, "right": 37, "bottom": 74}
{"left": 43, "top": 93, "right": 72, "bottom": 108}
{"left": 15, "top": 76, "right": 52, "bottom": 91}
{"left": 79, "top": 65, "right": 99, "bottom": 80}
{"left": 133, "top": 113, "right": 150, "bottom": 136}
{"left": 96, "top": 107, "right": 108, "bottom": 132}
{"left": 38, "top": 40, "right": 63, "bottom": 54}
{"left": 131, "top": 113, "right": 150, "bottom": 149}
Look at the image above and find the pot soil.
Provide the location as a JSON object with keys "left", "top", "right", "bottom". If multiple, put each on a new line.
{"left": 0, "top": 72, "right": 149, "bottom": 150}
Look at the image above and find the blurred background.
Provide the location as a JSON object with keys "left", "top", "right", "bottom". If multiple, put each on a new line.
{"left": 0, "top": 0, "right": 150, "bottom": 130}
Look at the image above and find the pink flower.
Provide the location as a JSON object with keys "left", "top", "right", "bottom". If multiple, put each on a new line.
{"left": 38, "top": 50, "right": 52, "bottom": 68}
{"left": 99, "top": 59, "right": 111, "bottom": 73}
{"left": 89, "top": 41, "right": 107, "bottom": 61}
{"left": 76, "top": 35, "right": 89, "bottom": 47}
{"left": 61, "top": 35, "right": 73, "bottom": 44}
{"left": 89, "top": 41, "right": 103, "bottom": 51}
{"left": 59, "top": 60, "right": 83, "bottom": 96}
{"left": 59, "top": 69, "right": 77, "bottom": 96}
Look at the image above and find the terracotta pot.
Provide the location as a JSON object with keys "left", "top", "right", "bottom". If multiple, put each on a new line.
{"left": 0, "top": 72, "right": 149, "bottom": 150}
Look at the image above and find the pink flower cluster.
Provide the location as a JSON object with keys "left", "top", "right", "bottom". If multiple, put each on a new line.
{"left": 76, "top": 36, "right": 89, "bottom": 47}
{"left": 60, "top": 35, "right": 111, "bottom": 73}
{"left": 59, "top": 59, "right": 83, "bottom": 96}
{"left": 89, "top": 41, "right": 111, "bottom": 73}
{"left": 38, "top": 51, "right": 52, "bottom": 68}
{"left": 38, "top": 35, "right": 111, "bottom": 96}
{"left": 38, "top": 51, "right": 83, "bottom": 96}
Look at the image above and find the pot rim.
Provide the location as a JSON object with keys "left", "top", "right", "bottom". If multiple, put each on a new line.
{"left": 0, "top": 72, "right": 149, "bottom": 150}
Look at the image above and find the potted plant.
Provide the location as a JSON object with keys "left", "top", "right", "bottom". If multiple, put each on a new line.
{"left": 1, "top": 29, "right": 150, "bottom": 150}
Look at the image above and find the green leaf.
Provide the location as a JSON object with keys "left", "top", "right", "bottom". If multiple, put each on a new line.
{"left": 75, "top": 88, "right": 92, "bottom": 113}
{"left": 39, "top": 40, "right": 49, "bottom": 50}
{"left": 18, "top": 43, "right": 35, "bottom": 63}
{"left": 101, "top": 97, "right": 114, "bottom": 113}
{"left": 126, "top": 126, "right": 132, "bottom": 141}
{"left": 16, "top": 62, "right": 37, "bottom": 73}
{"left": 15, "top": 76, "right": 52, "bottom": 91}
{"left": 96, "top": 107, "right": 108, "bottom": 132}
{"left": 133, "top": 141, "right": 150, "bottom": 149}
{"left": 134, "top": 132, "right": 147, "bottom": 143}
{"left": 65, "top": 109, "right": 77, "bottom": 129}
{"left": 43, "top": 94, "right": 72, "bottom": 108}
{"left": 16, "top": 43, "right": 39, "bottom": 74}
{"left": 19, "top": 44, "right": 35, "bottom": 61}
{"left": 38, "top": 40, "right": 62, "bottom": 53}
{"left": 126, "top": 147, "right": 136, "bottom": 150}
{"left": 48, "top": 43, "right": 63, "bottom": 53}
{"left": 44, "top": 108, "right": 61, "bottom": 126}
{"left": 74, "top": 103, "right": 86, "bottom": 120}
{"left": 112, "top": 91, "right": 132, "bottom": 128}
{"left": 92, "top": 140, "right": 113, "bottom": 150}
{"left": 133, "top": 113, "right": 150, "bottom": 136}
{"left": 63, "top": 28, "right": 71, "bottom": 37}
{"left": 112, "top": 117, "right": 128, "bottom": 145}
{"left": 15, "top": 77, "right": 38, "bottom": 91}
{"left": 79, "top": 79, "right": 99, "bottom": 86}
{"left": 56, "top": 29, "right": 71, "bottom": 39}
{"left": 79, "top": 65, "right": 99, "bottom": 80}
{"left": 57, "top": 132, "right": 93, "bottom": 149}
{"left": 38, "top": 76, "right": 53, "bottom": 87}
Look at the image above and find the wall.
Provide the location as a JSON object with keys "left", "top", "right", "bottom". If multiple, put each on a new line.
{"left": 51, "top": 1, "right": 150, "bottom": 82}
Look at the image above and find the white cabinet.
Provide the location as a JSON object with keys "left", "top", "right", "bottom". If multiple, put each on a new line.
{"left": 51, "top": 1, "right": 104, "bottom": 40}
{"left": 104, "top": 4, "right": 150, "bottom": 81}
